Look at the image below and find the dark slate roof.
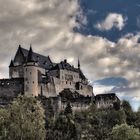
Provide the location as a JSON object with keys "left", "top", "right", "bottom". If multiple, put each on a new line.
{"left": 14, "top": 46, "right": 53, "bottom": 69}
{"left": 9, "top": 60, "right": 14, "bottom": 67}
{"left": 79, "top": 69, "right": 86, "bottom": 80}
{"left": 27, "top": 47, "right": 36, "bottom": 62}
{"left": 95, "top": 93, "right": 119, "bottom": 101}
{"left": 51, "top": 60, "right": 78, "bottom": 72}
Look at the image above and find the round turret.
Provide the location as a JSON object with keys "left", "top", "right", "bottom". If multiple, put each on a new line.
{"left": 24, "top": 47, "right": 39, "bottom": 96}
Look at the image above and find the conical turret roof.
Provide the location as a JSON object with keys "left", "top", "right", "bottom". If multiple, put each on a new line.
{"left": 27, "top": 46, "right": 36, "bottom": 62}
{"left": 9, "top": 60, "right": 14, "bottom": 67}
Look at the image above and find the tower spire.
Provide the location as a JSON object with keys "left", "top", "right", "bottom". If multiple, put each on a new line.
{"left": 78, "top": 57, "right": 80, "bottom": 69}
{"left": 27, "top": 45, "right": 35, "bottom": 62}
{"left": 9, "top": 60, "right": 14, "bottom": 67}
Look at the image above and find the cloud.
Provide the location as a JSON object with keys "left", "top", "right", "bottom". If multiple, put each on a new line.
{"left": 0, "top": 0, "right": 139, "bottom": 83}
{"left": 95, "top": 13, "right": 126, "bottom": 31}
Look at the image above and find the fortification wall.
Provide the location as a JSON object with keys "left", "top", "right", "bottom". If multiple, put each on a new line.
{"left": 59, "top": 102, "right": 90, "bottom": 111}
{"left": 9, "top": 66, "right": 24, "bottom": 78}
{"left": 77, "top": 83, "right": 93, "bottom": 96}
{"left": 0, "top": 78, "right": 24, "bottom": 101}
{"left": 59, "top": 69, "right": 79, "bottom": 83}
{"left": 40, "top": 81, "right": 57, "bottom": 98}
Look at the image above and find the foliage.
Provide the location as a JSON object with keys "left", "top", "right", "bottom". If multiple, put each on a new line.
{"left": 46, "top": 113, "right": 77, "bottom": 140}
{"left": 122, "top": 100, "right": 137, "bottom": 126}
{"left": 0, "top": 95, "right": 46, "bottom": 140}
{"left": 0, "top": 95, "right": 140, "bottom": 140}
{"left": 110, "top": 123, "right": 140, "bottom": 140}
{"left": 64, "top": 102, "right": 72, "bottom": 116}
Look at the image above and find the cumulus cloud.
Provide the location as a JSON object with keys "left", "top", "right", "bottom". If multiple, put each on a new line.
{"left": 95, "top": 13, "right": 126, "bottom": 31}
{"left": 0, "top": 0, "right": 139, "bottom": 109}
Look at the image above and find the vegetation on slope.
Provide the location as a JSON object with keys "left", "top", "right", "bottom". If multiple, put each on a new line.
{"left": 0, "top": 95, "right": 140, "bottom": 140}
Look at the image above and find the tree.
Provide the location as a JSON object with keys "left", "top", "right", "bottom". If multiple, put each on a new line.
{"left": 122, "top": 100, "right": 136, "bottom": 125}
{"left": 122, "top": 100, "right": 132, "bottom": 113}
{"left": 113, "top": 101, "right": 121, "bottom": 110}
{"left": 64, "top": 102, "right": 72, "bottom": 115}
{"left": 46, "top": 114, "right": 78, "bottom": 140}
{"left": 0, "top": 95, "right": 46, "bottom": 140}
{"left": 0, "top": 107, "right": 10, "bottom": 140}
{"left": 135, "top": 108, "right": 140, "bottom": 130}
{"left": 110, "top": 123, "right": 140, "bottom": 140}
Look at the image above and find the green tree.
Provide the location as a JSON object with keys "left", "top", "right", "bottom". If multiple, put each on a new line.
{"left": 135, "top": 108, "right": 140, "bottom": 130}
{"left": 110, "top": 123, "right": 140, "bottom": 140}
{"left": 0, "top": 95, "right": 46, "bottom": 140}
{"left": 122, "top": 100, "right": 137, "bottom": 125}
{"left": 0, "top": 107, "right": 10, "bottom": 140}
{"left": 46, "top": 114, "right": 77, "bottom": 140}
{"left": 122, "top": 100, "right": 132, "bottom": 113}
{"left": 64, "top": 102, "right": 72, "bottom": 115}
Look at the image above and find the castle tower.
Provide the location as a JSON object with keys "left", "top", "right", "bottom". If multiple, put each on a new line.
{"left": 9, "top": 60, "right": 14, "bottom": 78}
{"left": 9, "top": 45, "right": 26, "bottom": 78}
{"left": 24, "top": 46, "right": 39, "bottom": 97}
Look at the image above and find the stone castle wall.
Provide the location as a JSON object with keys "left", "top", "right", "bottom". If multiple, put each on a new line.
{"left": 9, "top": 65, "right": 24, "bottom": 78}
{"left": 40, "top": 77, "right": 57, "bottom": 98}
{"left": 0, "top": 78, "right": 24, "bottom": 97}
{"left": 0, "top": 78, "right": 24, "bottom": 104}
{"left": 24, "top": 63, "right": 39, "bottom": 97}
{"left": 76, "top": 83, "right": 93, "bottom": 96}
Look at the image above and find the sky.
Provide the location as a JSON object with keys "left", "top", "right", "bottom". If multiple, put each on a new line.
{"left": 0, "top": 0, "right": 139, "bottom": 110}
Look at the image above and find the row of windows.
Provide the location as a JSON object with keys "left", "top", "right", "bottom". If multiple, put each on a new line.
{"left": 61, "top": 75, "right": 79, "bottom": 80}
{"left": 65, "top": 81, "right": 72, "bottom": 85}
{"left": 0, "top": 82, "right": 14, "bottom": 86}
{"left": 61, "top": 104, "right": 88, "bottom": 109}
{"left": 26, "top": 81, "right": 35, "bottom": 84}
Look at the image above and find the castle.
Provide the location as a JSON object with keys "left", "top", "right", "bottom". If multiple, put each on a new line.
{"left": 0, "top": 45, "right": 120, "bottom": 110}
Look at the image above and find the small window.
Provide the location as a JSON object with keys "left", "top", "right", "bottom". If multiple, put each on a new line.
{"left": 66, "top": 81, "right": 67, "bottom": 84}
{"left": 30, "top": 72, "right": 31, "bottom": 75}
{"left": 33, "top": 81, "right": 34, "bottom": 84}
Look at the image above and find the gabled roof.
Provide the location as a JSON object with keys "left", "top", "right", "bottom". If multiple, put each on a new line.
{"left": 50, "top": 60, "right": 78, "bottom": 72}
{"left": 13, "top": 46, "right": 53, "bottom": 69}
